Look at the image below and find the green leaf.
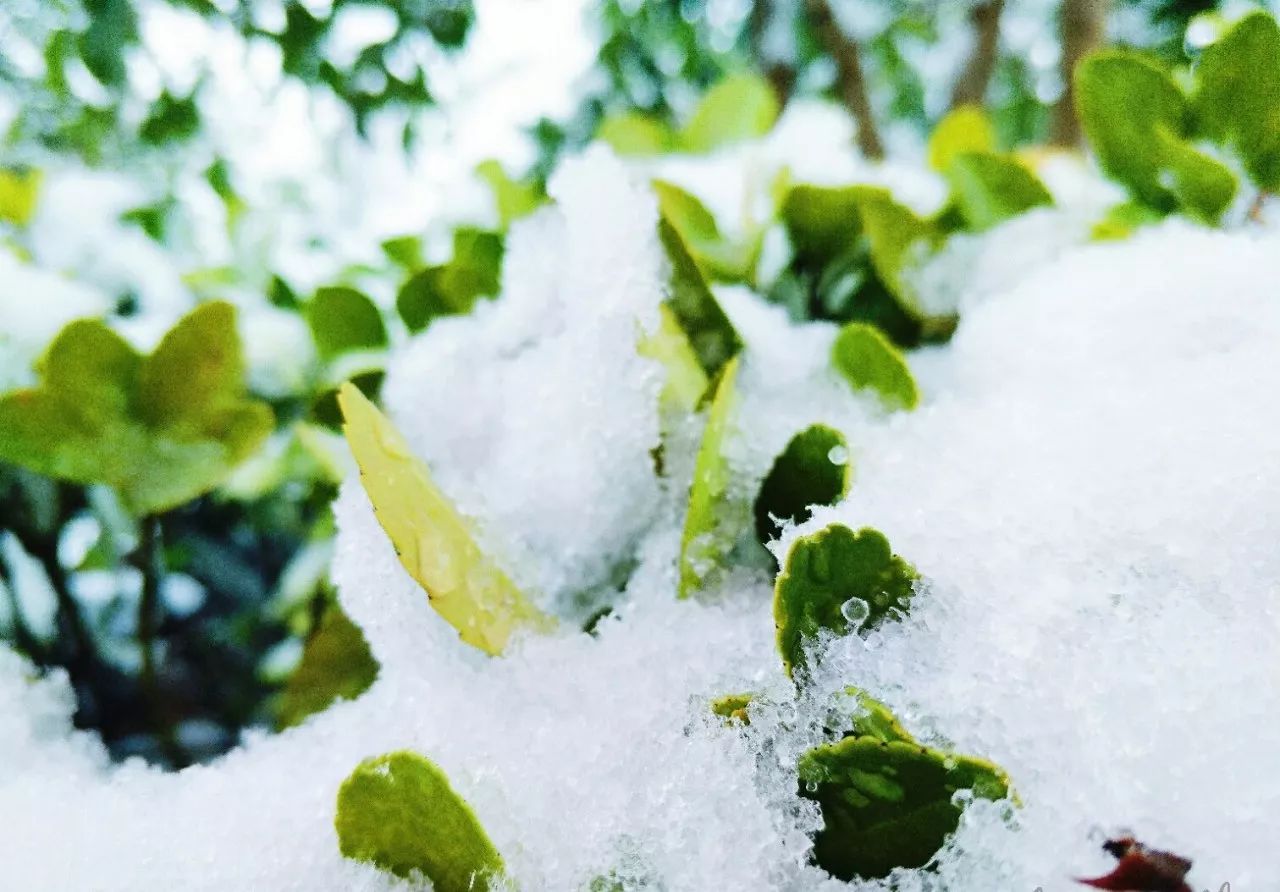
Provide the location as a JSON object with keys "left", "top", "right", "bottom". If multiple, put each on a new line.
{"left": 475, "top": 160, "right": 546, "bottom": 229}
{"left": 798, "top": 736, "right": 1010, "bottom": 880}
{"left": 653, "top": 179, "right": 758, "bottom": 282}
{"left": 831, "top": 322, "right": 919, "bottom": 412}
{"left": 680, "top": 72, "right": 780, "bottom": 153}
{"left": 710, "top": 692, "right": 754, "bottom": 725}
{"left": 276, "top": 605, "right": 378, "bottom": 729}
{"left": 138, "top": 89, "right": 199, "bottom": 144}
{"left": 927, "top": 105, "right": 996, "bottom": 173}
{"left": 754, "top": 424, "right": 851, "bottom": 545}
{"left": 658, "top": 218, "right": 742, "bottom": 379}
{"left": 678, "top": 358, "right": 742, "bottom": 599}
{"left": 0, "top": 167, "right": 41, "bottom": 227}
{"left": 844, "top": 688, "right": 915, "bottom": 744}
{"left": 636, "top": 303, "right": 709, "bottom": 412}
{"left": 945, "top": 153, "right": 1053, "bottom": 231}
{"left": 851, "top": 189, "right": 942, "bottom": 324}
{"left": 597, "top": 111, "right": 675, "bottom": 156}
{"left": 1091, "top": 200, "right": 1166, "bottom": 241}
{"left": 781, "top": 185, "right": 865, "bottom": 261}
{"left": 1192, "top": 11, "right": 1280, "bottom": 192}
{"left": 307, "top": 287, "right": 388, "bottom": 361}
{"left": 381, "top": 235, "right": 426, "bottom": 271}
{"left": 336, "top": 750, "right": 505, "bottom": 890}
{"left": 397, "top": 229, "right": 504, "bottom": 333}
{"left": 338, "top": 384, "right": 554, "bottom": 654}
{"left": 0, "top": 302, "right": 272, "bottom": 515}
{"left": 773, "top": 524, "right": 918, "bottom": 675}
{"left": 1077, "top": 51, "right": 1238, "bottom": 222}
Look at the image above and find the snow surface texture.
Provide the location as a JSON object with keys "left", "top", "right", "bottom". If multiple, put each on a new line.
{"left": 2, "top": 152, "right": 1279, "bottom": 890}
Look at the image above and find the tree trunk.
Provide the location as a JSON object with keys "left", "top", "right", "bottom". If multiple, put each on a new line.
{"left": 951, "top": 0, "right": 1005, "bottom": 109}
{"left": 1051, "top": 0, "right": 1111, "bottom": 147}
{"left": 806, "top": 0, "right": 885, "bottom": 159}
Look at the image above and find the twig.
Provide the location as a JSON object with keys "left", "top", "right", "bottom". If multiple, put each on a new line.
{"left": 950, "top": 0, "right": 1005, "bottom": 109}
{"left": 806, "top": 0, "right": 885, "bottom": 159}
{"left": 1051, "top": 0, "right": 1111, "bottom": 147}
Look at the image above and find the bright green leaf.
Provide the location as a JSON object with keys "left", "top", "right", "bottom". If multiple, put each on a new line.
{"left": 678, "top": 358, "right": 742, "bottom": 599}
{"left": 636, "top": 303, "right": 709, "bottom": 412}
{"left": 831, "top": 322, "right": 919, "bottom": 412}
{"left": 307, "top": 287, "right": 388, "bottom": 361}
{"left": 681, "top": 72, "right": 780, "bottom": 153}
{"left": 773, "top": 524, "right": 918, "bottom": 675}
{"left": 381, "top": 235, "right": 425, "bottom": 271}
{"left": 0, "top": 167, "right": 41, "bottom": 227}
{"left": 338, "top": 384, "right": 554, "bottom": 654}
{"left": 1192, "top": 11, "right": 1280, "bottom": 192}
{"left": 336, "top": 750, "right": 505, "bottom": 890}
{"left": 927, "top": 105, "right": 996, "bottom": 173}
{"left": 946, "top": 152, "right": 1053, "bottom": 231}
{"left": 798, "top": 736, "right": 1010, "bottom": 880}
{"left": 597, "top": 111, "right": 675, "bottom": 156}
{"left": 754, "top": 424, "right": 851, "bottom": 546}
{"left": 1091, "top": 200, "right": 1166, "bottom": 241}
{"left": 1077, "top": 50, "right": 1238, "bottom": 222}
{"left": 653, "top": 179, "right": 759, "bottom": 282}
{"left": 851, "top": 189, "right": 941, "bottom": 323}
{"left": 475, "top": 160, "right": 546, "bottom": 229}
{"left": 276, "top": 605, "right": 378, "bottom": 729}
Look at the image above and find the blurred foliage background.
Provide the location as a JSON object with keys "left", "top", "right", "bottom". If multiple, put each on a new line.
{"left": 0, "top": 0, "right": 1261, "bottom": 766}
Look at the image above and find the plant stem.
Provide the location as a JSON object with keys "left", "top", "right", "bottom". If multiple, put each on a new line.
{"left": 1050, "top": 0, "right": 1111, "bottom": 147}
{"left": 135, "top": 513, "right": 183, "bottom": 767}
{"left": 29, "top": 535, "right": 97, "bottom": 667}
{"left": 0, "top": 549, "right": 44, "bottom": 664}
{"left": 950, "top": 0, "right": 1005, "bottom": 109}
{"left": 806, "top": 0, "right": 884, "bottom": 159}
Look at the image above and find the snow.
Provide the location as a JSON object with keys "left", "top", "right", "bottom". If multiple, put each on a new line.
{"left": 2, "top": 131, "right": 1278, "bottom": 891}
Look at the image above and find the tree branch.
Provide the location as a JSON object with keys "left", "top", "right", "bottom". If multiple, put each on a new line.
{"left": 806, "top": 0, "right": 884, "bottom": 159}
{"left": 950, "top": 0, "right": 1005, "bottom": 109}
{"left": 1050, "top": 0, "right": 1111, "bottom": 147}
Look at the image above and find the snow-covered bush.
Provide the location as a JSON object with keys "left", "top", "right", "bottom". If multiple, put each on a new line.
{"left": 3, "top": 4, "right": 1280, "bottom": 891}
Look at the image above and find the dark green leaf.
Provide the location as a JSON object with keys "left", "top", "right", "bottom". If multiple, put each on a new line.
{"left": 799, "top": 736, "right": 1010, "bottom": 880}
{"left": 658, "top": 219, "right": 741, "bottom": 379}
{"left": 754, "top": 424, "right": 850, "bottom": 546}
{"left": 773, "top": 524, "right": 918, "bottom": 675}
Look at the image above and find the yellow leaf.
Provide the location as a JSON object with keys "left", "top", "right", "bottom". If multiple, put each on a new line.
{"left": 337, "top": 384, "right": 554, "bottom": 654}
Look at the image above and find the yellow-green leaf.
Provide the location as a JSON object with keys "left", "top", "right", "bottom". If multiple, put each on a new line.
{"left": 681, "top": 72, "right": 780, "bottom": 153}
{"left": 636, "top": 303, "right": 709, "bottom": 412}
{"left": 0, "top": 167, "right": 41, "bottom": 227}
{"left": 678, "top": 358, "right": 741, "bottom": 599}
{"left": 927, "top": 105, "right": 996, "bottom": 173}
{"left": 831, "top": 322, "right": 919, "bottom": 412}
{"left": 597, "top": 111, "right": 675, "bottom": 157}
{"left": 336, "top": 750, "right": 505, "bottom": 890}
{"left": 337, "top": 383, "right": 553, "bottom": 654}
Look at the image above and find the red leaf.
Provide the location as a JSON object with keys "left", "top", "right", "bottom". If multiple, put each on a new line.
{"left": 1076, "top": 838, "right": 1193, "bottom": 892}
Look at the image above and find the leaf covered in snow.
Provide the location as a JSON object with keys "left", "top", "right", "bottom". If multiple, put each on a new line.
{"left": 798, "top": 735, "right": 1010, "bottom": 880}
{"left": 774, "top": 524, "right": 917, "bottom": 675}
{"left": 338, "top": 383, "right": 554, "bottom": 654}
